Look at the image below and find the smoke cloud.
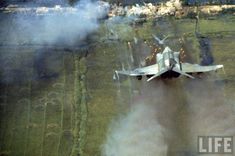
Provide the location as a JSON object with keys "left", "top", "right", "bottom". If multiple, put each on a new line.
{"left": 184, "top": 79, "right": 235, "bottom": 153}
{"left": 102, "top": 77, "right": 235, "bottom": 155}
{"left": 0, "top": 0, "right": 109, "bottom": 84}
{"left": 102, "top": 103, "right": 168, "bottom": 156}
{"left": 102, "top": 80, "right": 185, "bottom": 156}
{"left": 6, "top": 0, "right": 109, "bottom": 45}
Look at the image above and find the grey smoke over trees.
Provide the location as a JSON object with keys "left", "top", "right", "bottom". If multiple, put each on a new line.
{"left": 4, "top": 0, "right": 109, "bottom": 45}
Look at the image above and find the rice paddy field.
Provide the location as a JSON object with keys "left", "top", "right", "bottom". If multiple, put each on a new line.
{"left": 0, "top": 12, "right": 235, "bottom": 156}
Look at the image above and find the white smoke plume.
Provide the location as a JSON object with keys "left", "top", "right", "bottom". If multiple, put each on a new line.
{"left": 102, "top": 81, "right": 178, "bottom": 156}
{"left": 7, "top": 0, "right": 109, "bottom": 45}
{"left": 0, "top": 0, "right": 110, "bottom": 83}
{"left": 102, "top": 103, "right": 168, "bottom": 156}
{"left": 184, "top": 79, "right": 235, "bottom": 154}
{"left": 102, "top": 77, "right": 235, "bottom": 155}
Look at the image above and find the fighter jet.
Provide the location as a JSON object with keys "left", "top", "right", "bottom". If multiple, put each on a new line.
{"left": 152, "top": 34, "right": 169, "bottom": 45}
{"left": 114, "top": 46, "right": 223, "bottom": 82}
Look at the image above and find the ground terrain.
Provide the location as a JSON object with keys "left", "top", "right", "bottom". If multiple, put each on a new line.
{"left": 0, "top": 12, "right": 235, "bottom": 156}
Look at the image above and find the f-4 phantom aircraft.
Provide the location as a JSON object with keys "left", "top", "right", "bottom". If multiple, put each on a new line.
{"left": 114, "top": 46, "right": 223, "bottom": 82}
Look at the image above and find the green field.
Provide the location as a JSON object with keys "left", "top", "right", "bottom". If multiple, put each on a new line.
{"left": 0, "top": 14, "right": 235, "bottom": 156}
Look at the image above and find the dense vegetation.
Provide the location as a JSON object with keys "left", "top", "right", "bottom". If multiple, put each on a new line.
{"left": 0, "top": 0, "right": 234, "bottom": 7}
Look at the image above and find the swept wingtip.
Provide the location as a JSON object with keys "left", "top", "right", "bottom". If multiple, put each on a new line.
{"left": 113, "top": 70, "right": 119, "bottom": 80}
{"left": 217, "top": 65, "right": 224, "bottom": 69}
{"left": 216, "top": 64, "right": 225, "bottom": 74}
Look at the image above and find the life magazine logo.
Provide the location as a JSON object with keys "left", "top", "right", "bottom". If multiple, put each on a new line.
{"left": 198, "top": 136, "right": 233, "bottom": 154}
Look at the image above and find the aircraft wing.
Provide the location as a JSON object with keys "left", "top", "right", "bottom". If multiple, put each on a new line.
{"left": 162, "top": 35, "right": 169, "bottom": 41}
{"left": 181, "top": 63, "right": 223, "bottom": 73}
{"left": 116, "top": 64, "right": 159, "bottom": 76}
{"left": 152, "top": 35, "right": 161, "bottom": 43}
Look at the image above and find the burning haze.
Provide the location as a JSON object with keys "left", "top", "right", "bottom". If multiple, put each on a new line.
{"left": 102, "top": 77, "right": 235, "bottom": 155}
{"left": 102, "top": 80, "right": 184, "bottom": 156}
{"left": 5, "top": 0, "right": 109, "bottom": 45}
{"left": 185, "top": 79, "right": 235, "bottom": 154}
{"left": 0, "top": 0, "right": 109, "bottom": 84}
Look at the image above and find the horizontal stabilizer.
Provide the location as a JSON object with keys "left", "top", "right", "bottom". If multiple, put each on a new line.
{"left": 147, "top": 69, "right": 168, "bottom": 82}
{"left": 173, "top": 67, "right": 195, "bottom": 79}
